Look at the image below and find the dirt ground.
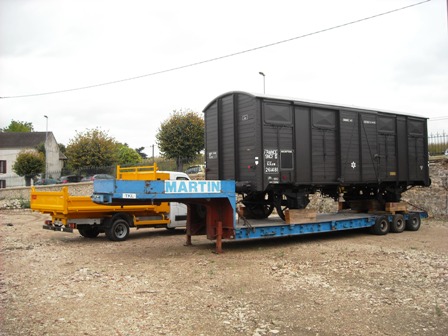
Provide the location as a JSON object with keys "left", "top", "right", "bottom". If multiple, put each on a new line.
{"left": 0, "top": 210, "right": 447, "bottom": 336}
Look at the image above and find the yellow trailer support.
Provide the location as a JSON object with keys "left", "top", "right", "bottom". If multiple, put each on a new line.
{"left": 116, "top": 163, "right": 169, "bottom": 181}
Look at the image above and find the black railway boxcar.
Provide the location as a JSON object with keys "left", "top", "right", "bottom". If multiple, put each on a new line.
{"left": 203, "top": 91, "right": 430, "bottom": 220}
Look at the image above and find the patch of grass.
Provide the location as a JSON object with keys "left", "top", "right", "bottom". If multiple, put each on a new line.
{"left": 19, "top": 197, "right": 30, "bottom": 208}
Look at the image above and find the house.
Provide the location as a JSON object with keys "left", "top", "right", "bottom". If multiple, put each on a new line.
{"left": 0, "top": 132, "right": 66, "bottom": 187}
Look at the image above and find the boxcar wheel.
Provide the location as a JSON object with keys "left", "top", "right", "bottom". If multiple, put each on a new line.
{"left": 242, "top": 192, "right": 274, "bottom": 219}
{"left": 78, "top": 226, "right": 100, "bottom": 238}
{"left": 390, "top": 214, "right": 405, "bottom": 233}
{"left": 370, "top": 216, "right": 389, "bottom": 235}
{"left": 105, "top": 218, "right": 130, "bottom": 241}
{"left": 406, "top": 213, "right": 421, "bottom": 231}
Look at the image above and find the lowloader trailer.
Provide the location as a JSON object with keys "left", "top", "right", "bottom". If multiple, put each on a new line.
{"left": 92, "top": 179, "right": 427, "bottom": 253}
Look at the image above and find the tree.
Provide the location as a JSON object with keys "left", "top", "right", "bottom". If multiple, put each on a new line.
{"left": 58, "top": 143, "right": 66, "bottom": 155}
{"left": 135, "top": 147, "right": 148, "bottom": 159}
{"left": 117, "top": 144, "right": 143, "bottom": 165}
{"left": 1, "top": 120, "right": 34, "bottom": 132}
{"left": 156, "top": 109, "right": 204, "bottom": 171}
{"left": 13, "top": 150, "right": 44, "bottom": 186}
{"left": 35, "top": 142, "right": 46, "bottom": 155}
{"left": 65, "top": 128, "right": 118, "bottom": 170}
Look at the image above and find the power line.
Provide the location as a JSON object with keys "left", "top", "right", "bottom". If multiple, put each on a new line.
{"left": 0, "top": 0, "right": 431, "bottom": 99}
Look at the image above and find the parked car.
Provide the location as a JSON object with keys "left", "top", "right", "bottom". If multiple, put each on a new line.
{"left": 59, "top": 175, "right": 83, "bottom": 183}
{"left": 34, "top": 178, "right": 61, "bottom": 185}
{"left": 81, "top": 174, "right": 114, "bottom": 182}
{"left": 184, "top": 165, "right": 205, "bottom": 180}
{"left": 444, "top": 149, "right": 448, "bottom": 156}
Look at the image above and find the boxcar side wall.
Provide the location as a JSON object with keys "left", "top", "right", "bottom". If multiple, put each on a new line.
{"left": 204, "top": 92, "right": 430, "bottom": 195}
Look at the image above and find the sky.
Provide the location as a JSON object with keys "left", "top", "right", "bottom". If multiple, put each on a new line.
{"left": 0, "top": 0, "right": 447, "bottom": 157}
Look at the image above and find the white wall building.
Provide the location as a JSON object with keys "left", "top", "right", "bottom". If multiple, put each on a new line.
{"left": 0, "top": 132, "right": 66, "bottom": 187}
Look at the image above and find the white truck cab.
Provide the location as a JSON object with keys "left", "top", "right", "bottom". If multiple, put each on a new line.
{"left": 161, "top": 171, "right": 190, "bottom": 228}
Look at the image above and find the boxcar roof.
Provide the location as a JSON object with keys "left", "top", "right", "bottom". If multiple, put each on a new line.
{"left": 203, "top": 91, "right": 426, "bottom": 119}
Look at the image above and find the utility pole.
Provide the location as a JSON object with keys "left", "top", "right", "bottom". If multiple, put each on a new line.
{"left": 151, "top": 144, "right": 155, "bottom": 164}
{"left": 44, "top": 115, "right": 48, "bottom": 179}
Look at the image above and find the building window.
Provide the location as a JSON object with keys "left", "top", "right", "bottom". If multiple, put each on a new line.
{"left": 0, "top": 180, "right": 5, "bottom": 188}
{"left": 0, "top": 160, "right": 6, "bottom": 174}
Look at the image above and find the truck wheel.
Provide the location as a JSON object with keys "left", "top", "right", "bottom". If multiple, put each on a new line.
{"left": 105, "top": 218, "right": 130, "bottom": 241}
{"left": 390, "top": 214, "right": 405, "bottom": 233}
{"left": 406, "top": 213, "right": 421, "bottom": 231}
{"left": 370, "top": 216, "right": 389, "bottom": 235}
{"left": 78, "top": 226, "right": 100, "bottom": 238}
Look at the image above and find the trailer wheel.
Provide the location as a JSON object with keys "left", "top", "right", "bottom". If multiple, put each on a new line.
{"left": 105, "top": 218, "right": 130, "bottom": 241}
{"left": 78, "top": 226, "right": 100, "bottom": 238}
{"left": 371, "top": 216, "right": 389, "bottom": 235}
{"left": 406, "top": 213, "right": 421, "bottom": 231}
{"left": 390, "top": 214, "right": 405, "bottom": 233}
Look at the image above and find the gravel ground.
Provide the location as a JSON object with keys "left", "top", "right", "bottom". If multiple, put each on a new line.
{"left": 0, "top": 210, "right": 447, "bottom": 336}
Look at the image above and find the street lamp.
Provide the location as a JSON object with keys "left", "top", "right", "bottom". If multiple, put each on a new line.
{"left": 44, "top": 115, "right": 48, "bottom": 179}
{"left": 259, "top": 72, "right": 265, "bottom": 94}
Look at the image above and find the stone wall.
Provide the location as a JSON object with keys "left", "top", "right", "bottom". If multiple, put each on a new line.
{"left": 1, "top": 160, "right": 447, "bottom": 216}
{"left": 402, "top": 158, "right": 448, "bottom": 217}
{"left": 307, "top": 158, "right": 448, "bottom": 217}
{"left": 0, "top": 182, "right": 93, "bottom": 206}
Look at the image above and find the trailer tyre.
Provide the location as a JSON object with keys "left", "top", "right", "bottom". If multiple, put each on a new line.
{"left": 390, "top": 214, "right": 405, "bottom": 233}
{"left": 105, "top": 218, "right": 130, "bottom": 241}
{"left": 371, "top": 216, "right": 389, "bottom": 235}
{"left": 78, "top": 226, "right": 100, "bottom": 238}
{"left": 406, "top": 213, "right": 421, "bottom": 231}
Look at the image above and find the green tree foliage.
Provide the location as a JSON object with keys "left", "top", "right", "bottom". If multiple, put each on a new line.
{"left": 65, "top": 128, "right": 118, "bottom": 170}
{"left": 13, "top": 150, "right": 44, "bottom": 186}
{"left": 36, "top": 142, "right": 65, "bottom": 156}
{"left": 1, "top": 120, "right": 34, "bottom": 132}
{"left": 58, "top": 143, "right": 66, "bottom": 155}
{"left": 156, "top": 109, "right": 204, "bottom": 171}
{"left": 35, "top": 142, "right": 46, "bottom": 155}
{"left": 117, "top": 144, "right": 143, "bottom": 165}
{"left": 135, "top": 147, "right": 148, "bottom": 159}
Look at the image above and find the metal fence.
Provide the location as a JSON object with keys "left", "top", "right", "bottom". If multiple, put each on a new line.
{"left": 428, "top": 132, "right": 448, "bottom": 156}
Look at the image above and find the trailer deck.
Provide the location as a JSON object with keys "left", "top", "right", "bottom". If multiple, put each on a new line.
{"left": 92, "top": 179, "right": 427, "bottom": 252}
